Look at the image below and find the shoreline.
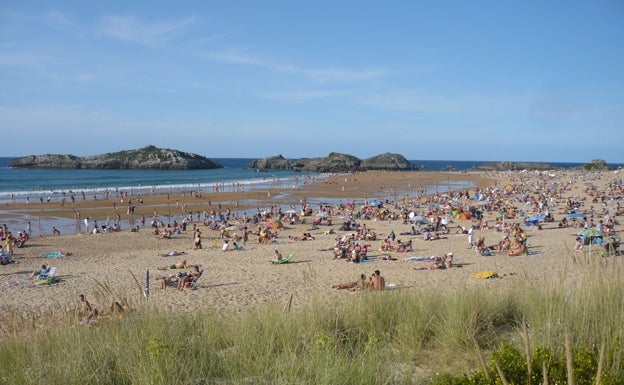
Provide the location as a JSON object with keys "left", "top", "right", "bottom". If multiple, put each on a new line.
{"left": 1, "top": 171, "right": 488, "bottom": 236}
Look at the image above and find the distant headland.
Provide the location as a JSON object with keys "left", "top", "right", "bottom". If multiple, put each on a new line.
{"left": 9, "top": 146, "right": 222, "bottom": 170}
{"left": 472, "top": 159, "right": 614, "bottom": 171}
{"left": 249, "top": 153, "right": 615, "bottom": 172}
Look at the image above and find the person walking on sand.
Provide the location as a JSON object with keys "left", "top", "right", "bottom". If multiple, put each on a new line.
{"left": 467, "top": 225, "right": 475, "bottom": 249}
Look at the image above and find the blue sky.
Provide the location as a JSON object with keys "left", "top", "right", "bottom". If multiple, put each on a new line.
{"left": 1, "top": 1, "right": 623, "bottom": 163}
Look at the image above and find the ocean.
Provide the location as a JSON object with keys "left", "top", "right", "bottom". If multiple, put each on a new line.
{"left": 0, "top": 157, "right": 619, "bottom": 235}
{"left": 0, "top": 157, "right": 611, "bottom": 200}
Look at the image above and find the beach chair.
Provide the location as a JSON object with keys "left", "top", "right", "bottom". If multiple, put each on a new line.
{"left": 35, "top": 266, "right": 59, "bottom": 285}
{"left": 186, "top": 270, "right": 204, "bottom": 290}
{"left": 603, "top": 236, "right": 621, "bottom": 256}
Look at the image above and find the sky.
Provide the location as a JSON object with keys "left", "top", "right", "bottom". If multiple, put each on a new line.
{"left": 1, "top": 1, "right": 623, "bottom": 163}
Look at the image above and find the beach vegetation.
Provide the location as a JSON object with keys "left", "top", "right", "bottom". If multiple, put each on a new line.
{"left": 0, "top": 256, "right": 622, "bottom": 384}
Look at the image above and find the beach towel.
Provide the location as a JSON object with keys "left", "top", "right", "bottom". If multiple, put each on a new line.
{"left": 471, "top": 271, "right": 499, "bottom": 279}
{"left": 384, "top": 283, "right": 398, "bottom": 290}
{"left": 523, "top": 251, "right": 543, "bottom": 257}
{"left": 350, "top": 258, "right": 373, "bottom": 264}
{"left": 41, "top": 251, "right": 64, "bottom": 258}
{"left": 403, "top": 256, "right": 434, "bottom": 262}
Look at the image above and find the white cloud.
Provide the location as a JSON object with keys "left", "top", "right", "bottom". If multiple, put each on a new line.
{"left": 45, "top": 10, "right": 80, "bottom": 30}
{"left": 258, "top": 89, "right": 339, "bottom": 102}
{"left": 203, "top": 50, "right": 387, "bottom": 82}
{"left": 98, "top": 15, "right": 196, "bottom": 47}
{"left": 0, "top": 51, "right": 49, "bottom": 70}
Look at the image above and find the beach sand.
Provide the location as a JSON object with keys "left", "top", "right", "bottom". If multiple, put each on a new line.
{"left": 1, "top": 170, "right": 622, "bottom": 320}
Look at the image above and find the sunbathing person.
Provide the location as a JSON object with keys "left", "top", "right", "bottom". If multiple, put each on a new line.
{"left": 177, "top": 265, "right": 202, "bottom": 290}
{"left": 159, "top": 250, "right": 186, "bottom": 257}
{"left": 394, "top": 239, "right": 412, "bottom": 253}
{"left": 30, "top": 264, "right": 49, "bottom": 279}
{"left": 158, "top": 228, "right": 172, "bottom": 239}
{"left": 0, "top": 254, "right": 16, "bottom": 265}
{"left": 157, "top": 260, "right": 188, "bottom": 270}
{"left": 414, "top": 253, "right": 454, "bottom": 270}
{"left": 156, "top": 271, "right": 188, "bottom": 289}
{"left": 508, "top": 240, "right": 528, "bottom": 256}
{"left": 474, "top": 236, "right": 491, "bottom": 255}
{"left": 487, "top": 237, "right": 511, "bottom": 253}
{"left": 400, "top": 226, "right": 419, "bottom": 236}
{"left": 78, "top": 294, "right": 99, "bottom": 325}
{"left": 332, "top": 274, "right": 368, "bottom": 291}
{"left": 368, "top": 270, "right": 386, "bottom": 291}
{"left": 422, "top": 230, "right": 446, "bottom": 241}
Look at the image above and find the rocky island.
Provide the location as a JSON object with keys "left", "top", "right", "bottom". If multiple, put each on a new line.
{"left": 9, "top": 146, "right": 222, "bottom": 170}
{"left": 249, "top": 152, "right": 415, "bottom": 172}
{"left": 471, "top": 159, "right": 615, "bottom": 171}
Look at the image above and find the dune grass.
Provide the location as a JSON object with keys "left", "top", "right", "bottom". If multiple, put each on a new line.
{"left": 0, "top": 255, "right": 622, "bottom": 384}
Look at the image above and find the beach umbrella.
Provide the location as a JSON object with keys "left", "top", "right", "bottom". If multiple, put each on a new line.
{"left": 578, "top": 227, "right": 603, "bottom": 253}
{"left": 578, "top": 227, "right": 602, "bottom": 239}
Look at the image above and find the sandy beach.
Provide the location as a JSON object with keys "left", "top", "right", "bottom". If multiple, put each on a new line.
{"left": 1, "top": 169, "right": 622, "bottom": 320}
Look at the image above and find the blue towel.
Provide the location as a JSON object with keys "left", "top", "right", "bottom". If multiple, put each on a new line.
{"left": 403, "top": 256, "right": 433, "bottom": 262}
{"left": 41, "top": 251, "right": 64, "bottom": 258}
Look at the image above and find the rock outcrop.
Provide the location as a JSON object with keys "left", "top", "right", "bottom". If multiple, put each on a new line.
{"left": 249, "top": 152, "right": 415, "bottom": 172}
{"left": 471, "top": 161, "right": 559, "bottom": 171}
{"left": 297, "top": 153, "right": 362, "bottom": 172}
{"left": 248, "top": 155, "right": 293, "bottom": 170}
{"left": 360, "top": 153, "right": 413, "bottom": 170}
{"left": 10, "top": 146, "right": 222, "bottom": 170}
{"left": 580, "top": 159, "right": 610, "bottom": 171}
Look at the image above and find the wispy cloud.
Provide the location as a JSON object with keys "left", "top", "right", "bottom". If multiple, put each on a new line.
{"left": 360, "top": 90, "right": 528, "bottom": 115}
{"left": 98, "top": 15, "right": 195, "bottom": 47}
{"left": 258, "top": 89, "right": 340, "bottom": 102}
{"left": 203, "top": 50, "right": 387, "bottom": 82}
{"left": 0, "top": 51, "right": 48, "bottom": 69}
{"left": 45, "top": 10, "right": 80, "bottom": 30}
